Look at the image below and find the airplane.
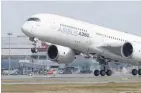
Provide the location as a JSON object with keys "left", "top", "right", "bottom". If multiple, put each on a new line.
{"left": 21, "top": 13, "right": 141, "bottom": 76}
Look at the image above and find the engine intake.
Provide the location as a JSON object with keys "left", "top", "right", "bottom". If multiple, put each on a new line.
{"left": 47, "top": 45, "right": 75, "bottom": 64}
{"left": 122, "top": 42, "right": 133, "bottom": 57}
{"left": 48, "top": 45, "right": 58, "bottom": 59}
{"left": 121, "top": 42, "right": 141, "bottom": 61}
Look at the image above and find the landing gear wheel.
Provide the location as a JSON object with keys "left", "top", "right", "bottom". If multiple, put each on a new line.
{"left": 138, "top": 69, "right": 141, "bottom": 75}
{"left": 100, "top": 70, "right": 106, "bottom": 76}
{"left": 106, "top": 70, "right": 112, "bottom": 76}
{"left": 132, "top": 69, "right": 138, "bottom": 76}
{"left": 31, "top": 48, "right": 37, "bottom": 53}
{"left": 94, "top": 70, "right": 100, "bottom": 76}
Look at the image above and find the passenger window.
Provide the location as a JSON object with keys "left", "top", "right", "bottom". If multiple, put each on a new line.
{"left": 27, "top": 17, "right": 40, "bottom": 21}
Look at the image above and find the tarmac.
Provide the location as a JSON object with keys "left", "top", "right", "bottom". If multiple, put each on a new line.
{"left": 2, "top": 73, "right": 141, "bottom": 85}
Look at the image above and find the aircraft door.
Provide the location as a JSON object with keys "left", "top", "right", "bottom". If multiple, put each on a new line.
{"left": 93, "top": 32, "right": 104, "bottom": 46}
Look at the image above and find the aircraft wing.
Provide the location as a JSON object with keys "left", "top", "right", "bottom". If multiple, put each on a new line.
{"left": 100, "top": 42, "right": 124, "bottom": 56}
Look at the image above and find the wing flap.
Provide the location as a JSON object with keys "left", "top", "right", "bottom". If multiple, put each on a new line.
{"left": 100, "top": 42, "right": 124, "bottom": 56}
{"left": 102, "top": 46, "right": 122, "bottom": 56}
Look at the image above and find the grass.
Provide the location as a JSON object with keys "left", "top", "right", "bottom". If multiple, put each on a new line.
{"left": 2, "top": 82, "right": 141, "bottom": 93}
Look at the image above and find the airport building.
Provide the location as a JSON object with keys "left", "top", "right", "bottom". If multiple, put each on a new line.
{"left": 1, "top": 36, "right": 59, "bottom": 75}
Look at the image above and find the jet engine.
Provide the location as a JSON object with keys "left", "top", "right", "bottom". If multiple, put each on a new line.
{"left": 121, "top": 42, "right": 141, "bottom": 61}
{"left": 47, "top": 45, "right": 76, "bottom": 64}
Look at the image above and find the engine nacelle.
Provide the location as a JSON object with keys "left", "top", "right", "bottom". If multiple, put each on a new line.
{"left": 47, "top": 45, "right": 75, "bottom": 64}
{"left": 121, "top": 42, "right": 141, "bottom": 61}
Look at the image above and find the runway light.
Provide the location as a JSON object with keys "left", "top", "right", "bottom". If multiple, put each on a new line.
{"left": 7, "top": 33, "right": 13, "bottom": 75}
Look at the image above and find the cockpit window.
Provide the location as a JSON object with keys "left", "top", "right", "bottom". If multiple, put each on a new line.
{"left": 27, "top": 17, "right": 40, "bottom": 21}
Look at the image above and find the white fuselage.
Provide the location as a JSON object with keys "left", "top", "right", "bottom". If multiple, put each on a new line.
{"left": 21, "top": 14, "right": 141, "bottom": 65}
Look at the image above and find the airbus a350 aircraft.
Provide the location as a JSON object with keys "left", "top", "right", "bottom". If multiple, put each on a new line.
{"left": 21, "top": 13, "right": 141, "bottom": 76}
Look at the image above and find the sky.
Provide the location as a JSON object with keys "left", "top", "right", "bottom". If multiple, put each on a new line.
{"left": 1, "top": 1, "right": 141, "bottom": 37}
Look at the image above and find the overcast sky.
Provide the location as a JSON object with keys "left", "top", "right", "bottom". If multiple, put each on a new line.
{"left": 2, "top": 1, "right": 141, "bottom": 37}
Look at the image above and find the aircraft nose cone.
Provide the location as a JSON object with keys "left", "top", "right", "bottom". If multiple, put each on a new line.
{"left": 21, "top": 23, "right": 29, "bottom": 33}
{"left": 21, "top": 23, "right": 32, "bottom": 36}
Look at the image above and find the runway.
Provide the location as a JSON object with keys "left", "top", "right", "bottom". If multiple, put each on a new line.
{"left": 2, "top": 73, "right": 141, "bottom": 85}
{"left": 2, "top": 74, "right": 141, "bottom": 93}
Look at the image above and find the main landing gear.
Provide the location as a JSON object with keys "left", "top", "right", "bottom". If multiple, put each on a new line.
{"left": 94, "top": 57, "right": 112, "bottom": 76}
{"left": 132, "top": 62, "right": 141, "bottom": 76}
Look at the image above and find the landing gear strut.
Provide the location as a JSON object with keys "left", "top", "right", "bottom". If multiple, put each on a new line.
{"left": 94, "top": 57, "right": 112, "bottom": 76}
{"left": 30, "top": 37, "right": 38, "bottom": 53}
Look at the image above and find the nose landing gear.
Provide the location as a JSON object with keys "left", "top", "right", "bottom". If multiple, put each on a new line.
{"left": 30, "top": 37, "right": 38, "bottom": 53}
{"left": 31, "top": 48, "right": 37, "bottom": 53}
